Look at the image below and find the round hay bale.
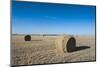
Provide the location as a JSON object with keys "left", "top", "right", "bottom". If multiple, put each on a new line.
{"left": 55, "top": 36, "right": 76, "bottom": 55}
{"left": 67, "top": 37, "right": 76, "bottom": 52}
{"left": 24, "top": 35, "right": 31, "bottom": 41}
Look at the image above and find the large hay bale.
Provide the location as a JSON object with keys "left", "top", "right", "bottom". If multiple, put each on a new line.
{"left": 55, "top": 36, "right": 76, "bottom": 56}
{"left": 24, "top": 35, "right": 31, "bottom": 41}
{"left": 67, "top": 37, "right": 76, "bottom": 52}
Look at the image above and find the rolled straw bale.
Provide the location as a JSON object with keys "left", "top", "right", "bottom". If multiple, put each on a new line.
{"left": 24, "top": 35, "right": 31, "bottom": 41}
{"left": 55, "top": 35, "right": 76, "bottom": 55}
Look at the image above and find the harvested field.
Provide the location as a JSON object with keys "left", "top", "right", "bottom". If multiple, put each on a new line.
{"left": 11, "top": 35, "right": 96, "bottom": 66}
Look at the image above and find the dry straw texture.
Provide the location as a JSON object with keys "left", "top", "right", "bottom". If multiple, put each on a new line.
{"left": 55, "top": 35, "right": 73, "bottom": 56}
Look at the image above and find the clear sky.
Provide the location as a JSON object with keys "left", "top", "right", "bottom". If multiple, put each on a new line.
{"left": 12, "top": 1, "right": 96, "bottom": 35}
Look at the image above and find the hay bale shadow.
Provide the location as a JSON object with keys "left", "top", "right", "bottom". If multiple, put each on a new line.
{"left": 67, "top": 37, "right": 90, "bottom": 52}
{"left": 31, "top": 40, "right": 43, "bottom": 41}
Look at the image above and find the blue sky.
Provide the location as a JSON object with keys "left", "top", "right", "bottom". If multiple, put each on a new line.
{"left": 12, "top": 1, "right": 96, "bottom": 35}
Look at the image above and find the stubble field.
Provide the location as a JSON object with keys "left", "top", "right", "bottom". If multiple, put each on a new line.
{"left": 11, "top": 35, "right": 95, "bottom": 66}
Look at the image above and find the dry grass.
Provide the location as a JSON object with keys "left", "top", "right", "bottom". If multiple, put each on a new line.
{"left": 11, "top": 35, "right": 95, "bottom": 66}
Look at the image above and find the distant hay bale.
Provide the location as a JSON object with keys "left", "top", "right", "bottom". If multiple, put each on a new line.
{"left": 55, "top": 36, "right": 76, "bottom": 55}
{"left": 24, "top": 35, "right": 31, "bottom": 41}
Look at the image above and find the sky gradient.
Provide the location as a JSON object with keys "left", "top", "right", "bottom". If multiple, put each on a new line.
{"left": 12, "top": 1, "right": 96, "bottom": 35}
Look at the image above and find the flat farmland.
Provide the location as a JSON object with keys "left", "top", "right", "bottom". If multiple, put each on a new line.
{"left": 11, "top": 35, "right": 96, "bottom": 66}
